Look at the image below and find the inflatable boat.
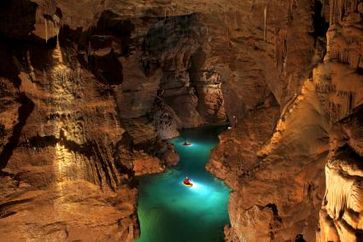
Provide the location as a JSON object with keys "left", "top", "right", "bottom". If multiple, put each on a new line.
{"left": 183, "top": 177, "right": 193, "bottom": 187}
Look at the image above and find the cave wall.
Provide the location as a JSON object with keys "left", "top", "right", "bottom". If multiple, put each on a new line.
{"left": 316, "top": 1, "right": 363, "bottom": 240}
{"left": 0, "top": 30, "right": 142, "bottom": 241}
{"left": 0, "top": 0, "right": 362, "bottom": 241}
{"left": 207, "top": 0, "right": 363, "bottom": 241}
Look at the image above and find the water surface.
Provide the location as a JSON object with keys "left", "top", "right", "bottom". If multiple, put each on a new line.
{"left": 137, "top": 126, "right": 230, "bottom": 242}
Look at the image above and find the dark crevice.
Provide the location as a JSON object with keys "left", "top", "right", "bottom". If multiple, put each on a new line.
{"left": 311, "top": 0, "right": 329, "bottom": 39}
{"left": 356, "top": 229, "right": 363, "bottom": 241}
{"left": 0, "top": 211, "right": 17, "bottom": 219}
{"left": 340, "top": 103, "right": 363, "bottom": 124}
{"left": 27, "top": 133, "right": 93, "bottom": 158}
{"left": 0, "top": 198, "right": 32, "bottom": 219}
{"left": 74, "top": 10, "right": 136, "bottom": 85}
{"left": 91, "top": 141, "right": 116, "bottom": 191}
{"left": 295, "top": 233, "right": 306, "bottom": 242}
{"left": 25, "top": 135, "right": 58, "bottom": 149}
{"left": 0, "top": 198, "right": 33, "bottom": 210}
{"left": 334, "top": 144, "right": 363, "bottom": 167}
{"left": 265, "top": 203, "right": 283, "bottom": 223}
{"left": 263, "top": 203, "right": 283, "bottom": 241}
{"left": 96, "top": 11, "right": 135, "bottom": 41}
{"left": 0, "top": 93, "right": 34, "bottom": 170}
{"left": 0, "top": 124, "right": 5, "bottom": 137}
{"left": 0, "top": 0, "right": 37, "bottom": 40}
{"left": 87, "top": 50, "right": 124, "bottom": 85}
{"left": 142, "top": 13, "right": 199, "bottom": 76}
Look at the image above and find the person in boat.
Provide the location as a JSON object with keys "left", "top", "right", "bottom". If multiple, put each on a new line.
{"left": 183, "top": 177, "right": 193, "bottom": 186}
{"left": 183, "top": 137, "right": 191, "bottom": 146}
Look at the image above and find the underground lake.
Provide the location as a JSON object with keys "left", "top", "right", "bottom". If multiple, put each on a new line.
{"left": 136, "top": 126, "right": 231, "bottom": 242}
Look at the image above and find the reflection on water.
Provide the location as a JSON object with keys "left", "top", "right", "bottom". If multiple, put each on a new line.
{"left": 137, "top": 126, "right": 230, "bottom": 242}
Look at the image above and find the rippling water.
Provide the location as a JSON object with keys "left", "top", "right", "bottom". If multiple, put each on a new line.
{"left": 136, "top": 126, "right": 230, "bottom": 242}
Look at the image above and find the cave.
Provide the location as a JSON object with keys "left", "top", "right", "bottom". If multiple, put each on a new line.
{"left": 0, "top": 1, "right": 363, "bottom": 242}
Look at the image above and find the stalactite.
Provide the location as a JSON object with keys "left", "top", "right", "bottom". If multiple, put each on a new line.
{"left": 274, "top": 28, "right": 287, "bottom": 72}
{"left": 336, "top": 0, "right": 339, "bottom": 23}
{"left": 263, "top": 6, "right": 267, "bottom": 42}
{"left": 50, "top": 20, "right": 53, "bottom": 42}
{"left": 328, "top": 0, "right": 360, "bottom": 24}
{"left": 56, "top": 27, "right": 59, "bottom": 47}
{"left": 351, "top": 0, "right": 357, "bottom": 12}
{"left": 274, "top": 29, "right": 278, "bottom": 66}
{"left": 329, "top": 0, "right": 337, "bottom": 25}
{"left": 45, "top": 18, "right": 48, "bottom": 43}
{"left": 333, "top": 0, "right": 336, "bottom": 24}
{"left": 288, "top": 0, "right": 294, "bottom": 21}
{"left": 54, "top": 15, "right": 61, "bottom": 46}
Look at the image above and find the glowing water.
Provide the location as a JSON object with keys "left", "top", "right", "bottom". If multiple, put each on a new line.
{"left": 137, "top": 126, "right": 230, "bottom": 242}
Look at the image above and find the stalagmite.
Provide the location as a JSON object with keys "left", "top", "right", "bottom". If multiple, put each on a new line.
{"left": 264, "top": 6, "right": 267, "bottom": 41}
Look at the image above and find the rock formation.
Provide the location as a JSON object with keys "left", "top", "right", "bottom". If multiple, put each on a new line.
{"left": 207, "top": 0, "right": 363, "bottom": 241}
{"left": 0, "top": 0, "right": 362, "bottom": 241}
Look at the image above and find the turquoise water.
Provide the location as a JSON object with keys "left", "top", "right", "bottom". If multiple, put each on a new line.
{"left": 136, "top": 126, "right": 230, "bottom": 242}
